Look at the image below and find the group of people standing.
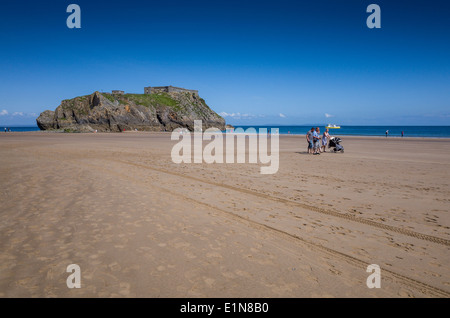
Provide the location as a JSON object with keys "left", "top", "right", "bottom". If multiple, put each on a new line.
{"left": 306, "top": 127, "right": 330, "bottom": 155}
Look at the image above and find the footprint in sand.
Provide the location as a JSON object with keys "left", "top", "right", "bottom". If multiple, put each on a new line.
{"left": 206, "top": 252, "right": 223, "bottom": 259}
{"left": 222, "top": 271, "right": 237, "bottom": 279}
{"left": 203, "top": 277, "right": 215, "bottom": 288}
{"left": 117, "top": 282, "right": 133, "bottom": 297}
{"left": 329, "top": 268, "right": 342, "bottom": 276}
{"left": 173, "top": 242, "right": 190, "bottom": 249}
{"left": 235, "top": 270, "right": 252, "bottom": 278}
{"left": 108, "top": 262, "right": 121, "bottom": 272}
{"left": 184, "top": 251, "right": 197, "bottom": 259}
{"left": 398, "top": 289, "right": 414, "bottom": 298}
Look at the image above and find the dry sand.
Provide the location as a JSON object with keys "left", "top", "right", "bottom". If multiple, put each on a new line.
{"left": 0, "top": 131, "right": 449, "bottom": 297}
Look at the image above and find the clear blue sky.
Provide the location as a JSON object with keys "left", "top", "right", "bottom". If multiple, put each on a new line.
{"left": 0, "top": 0, "right": 449, "bottom": 126}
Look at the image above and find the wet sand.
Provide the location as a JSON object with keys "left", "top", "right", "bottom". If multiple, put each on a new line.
{"left": 0, "top": 132, "right": 449, "bottom": 297}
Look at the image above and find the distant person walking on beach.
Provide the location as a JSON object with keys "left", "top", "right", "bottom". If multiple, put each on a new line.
{"left": 306, "top": 127, "right": 314, "bottom": 154}
{"left": 401, "top": 131, "right": 404, "bottom": 137}
{"left": 321, "top": 128, "right": 330, "bottom": 152}
{"left": 313, "top": 127, "right": 321, "bottom": 155}
{"left": 385, "top": 130, "right": 389, "bottom": 138}
{"left": 4, "top": 127, "right": 6, "bottom": 133}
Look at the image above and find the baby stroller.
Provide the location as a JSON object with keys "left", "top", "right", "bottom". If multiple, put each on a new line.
{"left": 329, "top": 137, "right": 344, "bottom": 153}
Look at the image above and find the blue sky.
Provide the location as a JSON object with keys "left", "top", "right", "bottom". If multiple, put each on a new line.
{"left": 0, "top": 0, "right": 449, "bottom": 126}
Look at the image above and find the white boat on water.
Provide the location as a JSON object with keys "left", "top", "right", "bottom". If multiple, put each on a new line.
{"left": 326, "top": 124, "right": 341, "bottom": 129}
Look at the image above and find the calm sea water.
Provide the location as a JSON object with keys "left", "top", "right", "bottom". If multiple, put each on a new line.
{"left": 235, "top": 126, "right": 450, "bottom": 138}
{"left": 1, "top": 126, "right": 41, "bottom": 132}
{"left": 3, "top": 125, "right": 450, "bottom": 138}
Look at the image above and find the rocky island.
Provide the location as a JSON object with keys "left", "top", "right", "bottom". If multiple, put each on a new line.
{"left": 36, "top": 85, "right": 226, "bottom": 132}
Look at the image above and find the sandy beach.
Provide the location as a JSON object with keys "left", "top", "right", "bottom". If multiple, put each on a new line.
{"left": 0, "top": 131, "right": 449, "bottom": 297}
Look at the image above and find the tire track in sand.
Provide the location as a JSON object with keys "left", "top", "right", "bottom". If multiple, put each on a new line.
{"left": 115, "top": 159, "right": 450, "bottom": 247}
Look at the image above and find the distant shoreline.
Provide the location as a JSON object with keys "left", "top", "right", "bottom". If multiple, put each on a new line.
{"left": 3, "top": 124, "right": 450, "bottom": 139}
{"left": 2, "top": 130, "right": 450, "bottom": 141}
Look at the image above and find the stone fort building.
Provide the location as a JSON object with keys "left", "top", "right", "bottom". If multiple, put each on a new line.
{"left": 110, "top": 86, "right": 198, "bottom": 96}
{"left": 144, "top": 85, "right": 198, "bottom": 96}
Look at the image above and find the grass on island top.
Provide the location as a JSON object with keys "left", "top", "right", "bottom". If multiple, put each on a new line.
{"left": 100, "top": 92, "right": 181, "bottom": 110}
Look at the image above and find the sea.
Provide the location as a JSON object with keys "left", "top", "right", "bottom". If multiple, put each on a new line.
{"left": 235, "top": 125, "right": 450, "bottom": 138}
{"left": 1, "top": 126, "right": 42, "bottom": 133}
{"left": 2, "top": 125, "right": 450, "bottom": 138}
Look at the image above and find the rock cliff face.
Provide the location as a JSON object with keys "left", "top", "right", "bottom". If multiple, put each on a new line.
{"left": 36, "top": 91, "right": 225, "bottom": 132}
